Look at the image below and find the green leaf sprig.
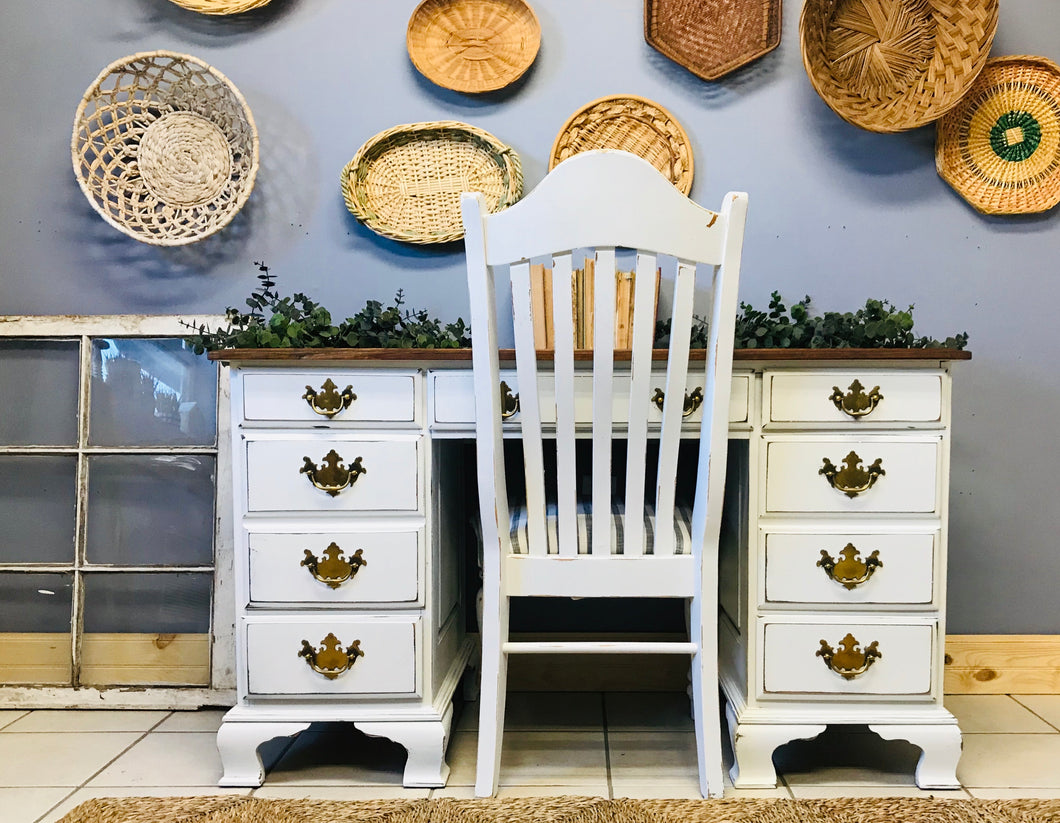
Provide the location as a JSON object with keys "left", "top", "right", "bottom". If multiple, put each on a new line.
{"left": 656, "top": 291, "right": 968, "bottom": 350}
{"left": 183, "top": 263, "right": 472, "bottom": 354}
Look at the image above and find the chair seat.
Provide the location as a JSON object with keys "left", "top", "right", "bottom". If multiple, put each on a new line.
{"left": 509, "top": 501, "right": 693, "bottom": 555}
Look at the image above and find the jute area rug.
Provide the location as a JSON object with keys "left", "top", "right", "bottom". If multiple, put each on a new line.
{"left": 55, "top": 795, "right": 1060, "bottom": 823}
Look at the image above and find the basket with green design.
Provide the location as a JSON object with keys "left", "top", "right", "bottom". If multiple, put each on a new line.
{"left": 936, "top": 56, "right": 1060, "bottom": 215}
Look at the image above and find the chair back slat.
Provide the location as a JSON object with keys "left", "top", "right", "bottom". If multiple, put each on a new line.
{"left": 653, "top": 261, "right": 697, "bottom": 556}
{"left": 550, "top": 252, "right": 579, "bottom": 556}
{"left": 510, "top": 260, "right": 548, "bottom": 557}
{"left": 591, "top": 248, "right": 617, "bottom": 556}
{"left": 622, "top": 251, "right": 658, "bottom": 557}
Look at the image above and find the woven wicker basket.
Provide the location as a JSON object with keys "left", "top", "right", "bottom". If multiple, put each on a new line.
{"left": 342, "top": 121, "right": 523, "bottom": 244}
{"left": 644, "top": 0, "right": 782, "bottom": 81}
{"left": 549, "top": 95, "right": 693, "bottom": 195}
{"left": 167, "top": 0, "right": 271, "bottom": 13}
{"left": 72, "top": 51, "right": 259, "bottom": 246}
{"left": 407, "top": 0, "right": 541, "bottom": 93}
{"left": 800, "top": 0, "right": 999, "bottom": 133}
{"left": 936, "top": 56, "right": 1060, "bottom": 215}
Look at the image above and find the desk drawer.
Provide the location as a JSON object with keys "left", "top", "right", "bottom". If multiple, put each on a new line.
{"left": 431, "top": 371, "right": 750, "bottom": 426}
{"left": 246, "top": 616, "right": 418, "bottom": 695}
{"left": 249, "top": 530, "right": 420, "bottom": 605}
{"left": 766, "top": 370, "right": 943, "bottom": 426}
{"left": 762, "top": 620, "right": 934, "bottom": 696}
{"left": 763, "top": 531, "right": 935, "bottom": 606}
{"left": 245, "top": 437, "right": 419, "bottom": 512}
{"left": 241, "top": 371, "right": 418, "bottom": 424}
{"left": 764, "top": 437, "right": 939, "bottom": 514}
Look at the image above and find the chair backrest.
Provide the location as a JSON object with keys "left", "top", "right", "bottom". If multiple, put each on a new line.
{"left": 462, "top": 150, "right": 748, "bottom": 566}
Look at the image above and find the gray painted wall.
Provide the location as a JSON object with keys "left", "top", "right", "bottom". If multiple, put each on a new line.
{"left": 2, "top": 0, "right": 1058, "bottom": 633}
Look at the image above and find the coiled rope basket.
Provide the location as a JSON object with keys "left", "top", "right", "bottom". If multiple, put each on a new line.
{"left": 71, "top": 50, "right": 259, "bottom": 246}
{"left": 166, "top": 0, "right": 272, "bottom": 14}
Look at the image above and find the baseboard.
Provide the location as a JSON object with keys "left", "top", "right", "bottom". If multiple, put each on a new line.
{"left": 504, "top": 633, "right": 1060, "bottom": 694}
{"left": 943, "top": 635, "right": 1060, "bottom": 694}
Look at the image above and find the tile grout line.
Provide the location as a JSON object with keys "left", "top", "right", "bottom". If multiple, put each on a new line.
{"left": 600, "top": 692, "right": 614, "bottom": 800}
{"left": 1009, "top": 694, "right": 1060, "bottom": 734}
{"left": 32, "top": 711, "right": 177, "bottom": 823}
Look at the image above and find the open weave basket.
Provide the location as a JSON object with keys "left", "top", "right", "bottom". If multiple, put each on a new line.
{"left": 800, "top": 0, "right": 999, "bottom": 133}
{"left": 342, "top": 121, "right": 523, "bottom": 244}
{"left": 936, "top": 56, "right": 1060, "bottom": 215}
{"left": 72, "top": 51, "right": 259, "bottom": 246}
{"left": 644, "top": 0, "right": 782, "bottom": 81}
{"left": 166, "top": 0, "right": 272, "bottom": 13}
{"left": 407, "top": 0, "right": 541, "bottom": 93}
{"left": 549, "top": 95, "right": 693, "bottom": 194}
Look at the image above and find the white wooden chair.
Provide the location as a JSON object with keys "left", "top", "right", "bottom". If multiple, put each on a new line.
{"left": 460, "top": 149, "right": 748, "bottom": 798}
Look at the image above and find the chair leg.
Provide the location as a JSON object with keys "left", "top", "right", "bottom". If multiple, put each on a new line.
{"left": 690, "top": 599, "right": 725, "bottom": 797}
{"left": 475, "top": 590, "right": 509, "bottom": 797}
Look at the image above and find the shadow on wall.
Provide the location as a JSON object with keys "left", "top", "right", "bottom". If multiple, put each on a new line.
{"left": 123, "top": 0, "right": 303, "bottom": 45}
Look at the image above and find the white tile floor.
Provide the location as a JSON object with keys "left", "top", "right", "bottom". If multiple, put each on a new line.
{"left": 2, "top": 692, "right": 1059, "bottom": 823}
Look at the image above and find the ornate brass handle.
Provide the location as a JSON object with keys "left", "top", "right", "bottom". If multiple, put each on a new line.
{"left": 817, "top": 633, "right": 881, "bottom": 680}
{"left": 302, "top": 378, "right": 357, "bottom": 419}
{"left": 499, "top": 380, "right": 520, "bottom": 419}
{"left": 297, "top": 633, "right": 364, "bottom": 679}
{"left": 301, "top": 544, "right": 366, "bottom": 589}
{"left": 300, "top": 449, "right": 366, "bottom": 497}
{"left": 819, "top": 451, "right": 885, "bottom": 498}
{"left": 829, "top": 379, "right": 883, "bottom": 419}
{"left": 818, "top": 544, "right": 882, "bottom": 589}
{"left": 651, "top": 386, "right": 704, "bottom": 417}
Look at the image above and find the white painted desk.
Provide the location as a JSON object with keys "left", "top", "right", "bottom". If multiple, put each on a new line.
{"left": 210, "top": 348, "right": 969, "bottom": 789}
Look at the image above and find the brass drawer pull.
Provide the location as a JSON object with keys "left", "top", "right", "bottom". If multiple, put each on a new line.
{"left": 303, "top": 378, "right": 357, "bottom": 418}
{"left": 819, "top": 451, "right": 884, "bottom": 498}
{"left": 651, "top": 386, "right": 704, "bottom": 417}
{"left": 297, "top": 633, "right": 364, "bottom": 680}
{"left": 500, "top": 380, "right": 520, "bottom": 419}
{"left": 817, "top": 632, "right": 881, "bottom": 680}
{"left": 829, "top": 379, "right": 883, "bottom": 418}
{"left": 301, "top": 544, "right": 366, "bottom": 589}
{"left": 818, "top": 544, "right": 882, "bottom": 589}
{"left": 300, "top": 449, "right": 366, "bottom": 497}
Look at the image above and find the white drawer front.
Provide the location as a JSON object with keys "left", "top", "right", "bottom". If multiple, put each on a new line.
{"left": 764, "top": 438, "right": 939, "bottom": 513}
{"left": 431, "top": 371, "right": 750, "bottom": 425}
{"left": 246, "top": 438, "right": 419, "bottom": 512}
{"left": 763, "top": 532, "right": 935, "bottom": 606}
{"left": 241, "top": 371, "right": 417, "bottom": 423}
{"left": 762, "top": 621, "right": 933, "bottom": 695}
{"left": 767, "top": 371, "right": 943, "bottom": 425}
{"left": 249, "top": 531, "right": 420, "bottom": 605}
{"left": 246, "top": 617, "right": 418, "bottom": 695}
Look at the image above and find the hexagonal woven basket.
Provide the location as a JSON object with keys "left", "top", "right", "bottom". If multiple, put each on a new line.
{"left": 800, "top": 0, "right": 998, "bottom": 133}
{"left": 936, "top": 56, "right": 1060, "bottom": 215}
{"left": 72, "top": 51, "right": 259, "bottom": 246}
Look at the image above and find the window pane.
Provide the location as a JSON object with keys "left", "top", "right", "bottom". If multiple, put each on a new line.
{"left": 0, "top": 456, "right": 77, "bottom": 563}
{"left": 81, "top": 572, "right": 211, "bottom": 686}
{"left": 86, "top": 455, "right": 215, "bottom": 566}
{"left": 0, "top": 340, "right": 79, "bottom": 446}
{"left": 0, "top": 573, "right": 73, "bottom": 684}
{"left": 89, "top": 339, "right": 217, "bottom": 447}
{"left": 83, "top": 572, "right": 212, "bottom": 633}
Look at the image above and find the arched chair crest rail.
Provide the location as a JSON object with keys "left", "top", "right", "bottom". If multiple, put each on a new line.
{"left": 460, "top": 149, "right": 748, "bottom": 797}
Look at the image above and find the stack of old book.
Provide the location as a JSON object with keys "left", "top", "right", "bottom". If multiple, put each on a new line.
{"left": 528, "top": 260, "right": 659, "bottom": 350}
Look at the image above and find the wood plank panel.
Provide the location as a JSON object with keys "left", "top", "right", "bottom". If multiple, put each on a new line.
{"left": 944, "top": 635, "right": 1060, "bottom": 694}
{"left": 0, "top": 633, "right": 71, "bottom": 684}
{"left": 80, "top": 633, "right": 210, "bottom": 686}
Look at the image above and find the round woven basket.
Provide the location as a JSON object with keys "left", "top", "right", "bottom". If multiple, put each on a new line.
{"left": 800, "top": 0, "right": 999, "bottom": 133}
{"left": 72, "top": 51, "right": 259, "bottom": 246}
{"left": 549, "top": 95, "right": 693, "bottom": 194}
{"left": 407, "top": 0, "right": 541, "bottom": 93}
{"left": 936, "top": 56, "right": 1060, "bottom": 215}
{"left": 166, "top": 0, "right": 272, "bottom": 13}
{"left": 341, "top": 121, "right": 523, "bottom": 244}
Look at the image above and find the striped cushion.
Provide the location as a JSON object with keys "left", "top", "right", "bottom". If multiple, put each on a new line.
{"left": 508, "top": 501, "right": 693, "bottom": 555}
